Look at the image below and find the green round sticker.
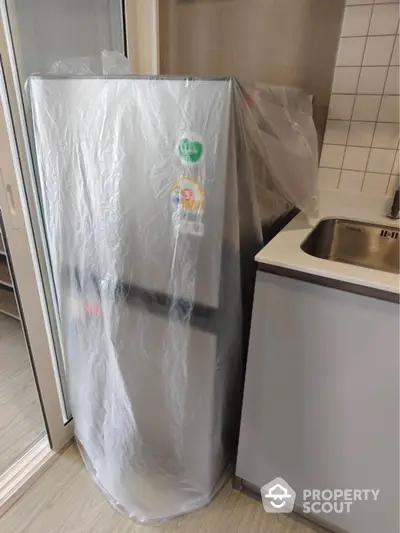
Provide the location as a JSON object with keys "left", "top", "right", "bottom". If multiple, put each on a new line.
{"left": 178, "top": 137, "right": 203, "bottom": 164}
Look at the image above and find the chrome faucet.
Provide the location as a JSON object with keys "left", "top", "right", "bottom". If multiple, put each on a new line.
{"left": 388, "top": 186, "right": 400, "bottom": 220}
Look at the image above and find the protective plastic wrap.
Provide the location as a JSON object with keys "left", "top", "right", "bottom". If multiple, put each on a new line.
{"left": 237, "top": 81, "right": 318, "bottom": 222}
{"left": 47, "top": 49, "right": 131, "bottom": 75}
{"left": 28, "top": 74, "right": 318, "bottom": 523}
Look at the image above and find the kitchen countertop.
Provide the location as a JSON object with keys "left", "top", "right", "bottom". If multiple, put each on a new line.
{"left": 256, "top": 189, "right": 400, "bottom": 299}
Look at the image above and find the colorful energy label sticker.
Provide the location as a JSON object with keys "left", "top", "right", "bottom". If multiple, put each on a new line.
{"left": 171, "top": 176, "right": 205, "bottom": 236}
{"left": 171, "top": 176, "right": 205, "bottom": 214}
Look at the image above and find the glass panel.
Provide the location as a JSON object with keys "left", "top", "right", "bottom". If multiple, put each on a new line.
{"left": 6, "top": 0, "right": 124, "bottom": 79}
{"left": 0, "top": 210, "right": 46, "bottom": 473}
{"left": 2, "top": 0, "right": 125, "bottom": 417}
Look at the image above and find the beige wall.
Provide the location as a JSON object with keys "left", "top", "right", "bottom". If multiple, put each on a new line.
{"left": 160, "top": 0, "right": 345, "bottom": 141}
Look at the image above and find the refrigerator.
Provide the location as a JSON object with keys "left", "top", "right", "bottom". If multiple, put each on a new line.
{"left": 29, "top": 76, "right": 251, "bottom": 522}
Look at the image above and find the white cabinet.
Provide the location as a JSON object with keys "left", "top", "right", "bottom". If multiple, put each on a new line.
{"left": 236, "top": 271, "right": 399, "bottom": 533}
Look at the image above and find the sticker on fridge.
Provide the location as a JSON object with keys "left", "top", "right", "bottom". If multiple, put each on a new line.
{"left": 171, "top": 176, "right": 205, "bottom": 236}
{"left": 177, "top": 133, "right": 204, "bottom": 164}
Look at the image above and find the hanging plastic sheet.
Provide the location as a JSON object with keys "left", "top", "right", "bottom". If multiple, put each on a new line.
{"left": 28, "top": 68, "right": 317, "bottom": 523}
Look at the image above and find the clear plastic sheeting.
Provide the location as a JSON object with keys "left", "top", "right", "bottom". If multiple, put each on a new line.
{"left": 47, "top": 49, "right": 131, "bottom": 75}
{"left": 28, "top": 74, "right": 318, "bottom": 523}
{"left": 237, "top": 81, "right": 318, "bottom": 222}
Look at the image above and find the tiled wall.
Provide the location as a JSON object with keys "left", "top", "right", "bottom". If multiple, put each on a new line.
{"left": 319, "top": 0, "right": 400, "bottom": 196}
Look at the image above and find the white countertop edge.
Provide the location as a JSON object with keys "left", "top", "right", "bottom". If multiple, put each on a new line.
{"left": 256, "top": 190, "right": 400, "bottom": 295}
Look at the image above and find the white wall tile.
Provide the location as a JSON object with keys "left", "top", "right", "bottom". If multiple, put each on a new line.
{"left": 324, "top": 120, "right": 350, "bottom": 145}
{"left": 367, "top": 148, "right": 396, "bottom": 173}
{"left": 343, "top": 146, "right": 370, "bottom": 171}
{"left": 342, "top": 6, "right": 373, "bottom": 37}
{"left": 318, "top": 168, "right": 341, "bottom": 190}
{"left": 369, "top": 4, "right": 399, "bottom": 36}
{"left": 332, "top": 67, "right": 360, "bottom": 93}
{"left": 362, "top": 173, "right": 390, "bottom": 195}
{"left": 378, "top": 95, "right": 400, "bottom": 122}
{"left": 348, "top": 121, "right": 375, "bottom": 146}
{"left": 328, "top": 94, "right": 355, "bottom": 120}
{"left": 384, "top": 66, "right": 400, "bottom": 94}
{"left": 352, "top": 95, "right": 381, "bottom": 121}
{"left": 339, "top": 170, "right": 365, "bottom": 192}
{"left": 336, "top": 37, "right": 366, "bottom": 66}
{"left": 321, "top": 0, "right": 399, "bottom": 196}
{"left": 320, "top": 144, "right": 346, "bottom": 168}
{"left": 372, "top": 123, "right": 399, "bottom": 148}
{"left": 357, "top": 66, "right": 388, "bottom": 94}
{"left": 363, "top": 36, "right": 395, "bottom": 65}
{"left": 391, "top": 36, "right": 399, "bottom": 65}
{"left": 387, "top": 174, "right": 400, "bottom": 196}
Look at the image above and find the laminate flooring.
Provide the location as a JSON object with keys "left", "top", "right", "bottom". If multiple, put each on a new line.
{"left": 0, "top": 444, "right": 327, "bottom": 533}
{"left": 0, "top": 313, "right": 45, "bottom": 473}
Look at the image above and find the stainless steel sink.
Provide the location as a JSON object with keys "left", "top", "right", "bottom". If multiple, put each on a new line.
{"left": 301, "top": 218, "right": 399, "bottom": 274}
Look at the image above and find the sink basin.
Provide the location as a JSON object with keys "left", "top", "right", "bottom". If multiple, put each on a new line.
{"left": 301, "top": 218, "right": 399, "bottom": 274}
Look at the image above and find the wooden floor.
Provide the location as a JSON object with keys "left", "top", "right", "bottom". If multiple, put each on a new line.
{"left": 0, "top": 444, "right": 326, "bottom": 533}
{"left": 0, "top": 313, "right": 45, "bottom": 473}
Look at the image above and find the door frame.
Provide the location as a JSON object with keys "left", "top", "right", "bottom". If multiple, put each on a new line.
{"left": 125, "top": 0, "right": 160, "bottom": 75}
{"left": 0, "top": 57, "right": 73, "bottom": 449}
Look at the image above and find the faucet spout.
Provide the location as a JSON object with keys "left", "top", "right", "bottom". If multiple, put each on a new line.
{"left": 388, "top": 186, "right": 400, "bottom": 220}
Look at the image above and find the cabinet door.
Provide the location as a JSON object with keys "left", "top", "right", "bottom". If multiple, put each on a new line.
{"left": 237, "top": 271, "right": 399, "bottom": 533}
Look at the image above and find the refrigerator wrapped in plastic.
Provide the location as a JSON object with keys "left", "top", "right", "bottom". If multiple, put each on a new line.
{"left": 28, "top": 75, "right": 318, "bottom": 523}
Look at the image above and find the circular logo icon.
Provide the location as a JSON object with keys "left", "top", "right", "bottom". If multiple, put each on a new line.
{"left": 177, "top": 133, "right": 204, "bottom": 164}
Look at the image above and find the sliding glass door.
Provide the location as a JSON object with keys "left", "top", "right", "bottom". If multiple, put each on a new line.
{"left": 0, "top": 0, "right": 125, "bottom": 432}
{"left": 0, "top": 0, "right": 126, "bottom": 455}
{"left": 0, "top": 63, "right": 70, "bottom": 454}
